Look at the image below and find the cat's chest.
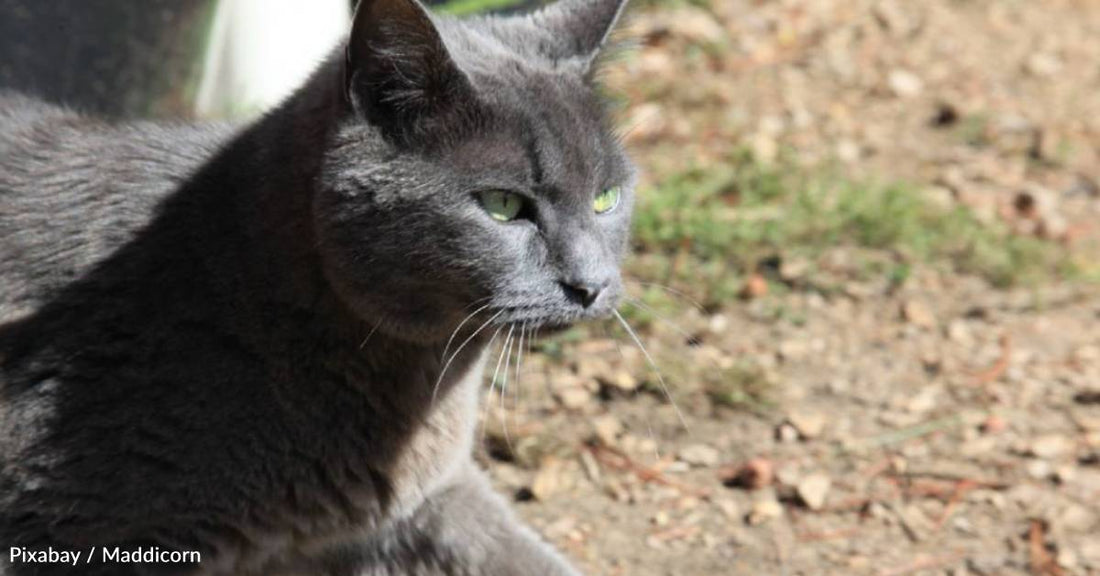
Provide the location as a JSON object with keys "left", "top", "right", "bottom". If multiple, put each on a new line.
{"left": 217, "top": 351, "right": 489, "bottom": 576}
{"left": 385, "top": 349, "right": 486, "bottom": 515}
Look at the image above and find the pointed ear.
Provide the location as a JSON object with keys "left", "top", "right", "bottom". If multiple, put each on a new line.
{"left": 530, "top": 0, "right": 630, "bottom": 64}
{"left": 345, "top": 0, "right": 473, "bottom": 140}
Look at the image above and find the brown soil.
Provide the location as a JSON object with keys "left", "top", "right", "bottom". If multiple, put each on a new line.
{"left": 480, "top": 1, "right": 1100, "bottom": 575}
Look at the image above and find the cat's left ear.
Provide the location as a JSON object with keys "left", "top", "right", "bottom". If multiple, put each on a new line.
{"left": 530, "top": 0, "right": 630, "bottom": 67}
{"left": 345, "top": 0, "right": 473, "bottom": 141}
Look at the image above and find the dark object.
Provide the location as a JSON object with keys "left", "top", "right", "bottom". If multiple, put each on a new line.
{"left": 930, "top": 101, "right": 959, "bottom": 128}
{"left": 1074, "top": 390, "right": 1100, "bottom": 405}
{"left": 0, "top": 0, "right": 215, "bottom": 118}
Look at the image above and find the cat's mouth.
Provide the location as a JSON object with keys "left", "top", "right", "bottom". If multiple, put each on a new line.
{"left": 493, "top": 307, "right": 615, "bottom": 332}
{"left": 521, "top": 320, "right": 573, "bottom": 336}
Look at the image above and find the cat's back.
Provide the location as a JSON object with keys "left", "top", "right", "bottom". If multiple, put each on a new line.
{"left": 0, "top": 92, "right": 234, "bottom": 322}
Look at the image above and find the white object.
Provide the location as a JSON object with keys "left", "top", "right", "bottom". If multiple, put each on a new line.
{"left": 196, "top": 0, "right": 351, "bottom": 118}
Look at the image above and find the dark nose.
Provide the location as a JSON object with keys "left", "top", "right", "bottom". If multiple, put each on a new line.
{"left": 561, "top": 279, "right": 607, "bottom": 308}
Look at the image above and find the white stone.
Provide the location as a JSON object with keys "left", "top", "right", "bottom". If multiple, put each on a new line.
{"left": 797, "top": 474, "right": 832, "bottom": 511}
{"left": 679, "top": 444, "right": 721, "bottom": 468}
{"left": 787, "top": 410, "right": 827, "bottom": 439}
{"left": 1031, "top": 434, "right": 1073, "bottom": 459}
{"left": 888, "top": 69, "right": 924, "bottom": 98}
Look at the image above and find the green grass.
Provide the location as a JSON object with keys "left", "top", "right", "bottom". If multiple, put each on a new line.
{"left": 434, "top": 0, "right": 528, "bottom": 16}
{"left": 704, "top": 361, "right": 778, "bottom": 414}
{"left": 956, "top": 113, "right": 992, "bottom": 148}
{"left": 629, "top": 149, "right": 1080, "bottom": 307}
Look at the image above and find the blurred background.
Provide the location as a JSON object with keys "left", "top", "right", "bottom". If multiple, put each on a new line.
{"left": 3, "top": 0, "right": 1099, "bottom": 574}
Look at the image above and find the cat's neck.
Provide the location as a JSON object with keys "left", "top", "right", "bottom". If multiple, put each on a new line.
{"left": 189, "top": 59, "right": 344, "bottom": 309}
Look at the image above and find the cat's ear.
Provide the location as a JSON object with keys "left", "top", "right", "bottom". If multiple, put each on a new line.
{"left": 530, "top": 0, "right": 630, "bottom": 65}
{"left": 345, "top": 0, "right": 473, "bottom": 139}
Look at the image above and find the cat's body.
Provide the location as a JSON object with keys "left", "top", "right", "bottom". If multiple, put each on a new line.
{"left": 0, "top": 70, "right": 496, "bottom": 576}
{"left": 0, "top": 0, "right": 634, "bottom": 574}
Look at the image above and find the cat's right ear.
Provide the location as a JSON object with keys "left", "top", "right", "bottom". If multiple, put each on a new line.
{"left": 530, "top": 0, "right": 630, "bottom": 67}
{"left": 345, "top": 0, "right": 473, "bottom": 141}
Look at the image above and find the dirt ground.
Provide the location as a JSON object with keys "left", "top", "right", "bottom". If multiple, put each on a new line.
{"left": 477, "top": 1, "right": 1100, "bottom": 574}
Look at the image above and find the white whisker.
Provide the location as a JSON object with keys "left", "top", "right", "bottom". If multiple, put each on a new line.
{"left": 358, "top": 318, "right": 383, "bottom": 350}
{"left": 432, "top": 309, "right": 503, "bottom": 406}
{"left": 621, "top": 296, "right": 697, "bottom": 343}
{"left": 623, "top": 279, "right": 706, "bottom": 313}
{"left": 645, "top": 418, "right": 661, "bottom": 461}
{"left": 489, "top": 327, "right": 513, "bottom": 392}
{"left": 480, "top": 325, "right": 506, "bottom": 385}
{"left": 499, "top": 325, "right": 516, "bottom": 450}
{"left": 512, "top": 322, "right": 526, "bottom": 413}
{"left": 605, "top": 323, "right": 664, "bottom": 462}
{"left": 612, "top": 309, "right": 690, "bottom": 432}
{"left": 481, "top": 325, "right": 514, "bottom": 445}
{"left": 440, "top": 301, "right": 493, "bottom": 364}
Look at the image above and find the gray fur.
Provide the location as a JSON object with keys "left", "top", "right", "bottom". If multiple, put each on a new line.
{"left": 0, "top": 0, "right": 633, "bottom": 574}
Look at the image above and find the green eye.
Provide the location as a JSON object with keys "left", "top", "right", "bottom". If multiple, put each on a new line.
{"left": 477, "top": 190, "right": 524, "bottom": 222}
{"left": 594, "top": 186, "right": 621, "bottom": 214}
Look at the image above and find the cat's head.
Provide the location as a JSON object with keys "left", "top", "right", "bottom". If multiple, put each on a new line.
{"left": 315, "top": 0, "right": 634, "bottom": 343}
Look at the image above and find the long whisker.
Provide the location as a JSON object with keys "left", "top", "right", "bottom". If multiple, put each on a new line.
{"left": 645, "top": 419, "right": 661, "bottom": 461}
{"left": 621, "top": 296, "right": 698, "bottom": 344}
{"left": 623, "top": 278, "right": 706, "bottom": 313}
{"left": 358, "top": 318, "right": 384, "bottom": 350}
{"left": 481, "top": 325, "right": 513, "bottom": 443}
{"left": 488, "top": 326, "right": 513, "bottom": 393}
{"left": 511, "top": 322, "right": 526, "bottom": 412}
{"left": 480, "top": 325, "right": 506, "bottom": 387}
{"left": 440, "top": 301, "right": 494, "bottom": 364}
{"left": 612, "top": 309, "right": 690, "bottom": 432}
{"left": 621, "top": 297, "right": 740, "bottom": 381}
{"left": 603, "top": 328, "right": 663, "bottom": 463}
{"left": 432, "top": 309, "right": 503, "bottom": 406}
{"left": 498, "top": 325, "right": 517, "bottom": 450}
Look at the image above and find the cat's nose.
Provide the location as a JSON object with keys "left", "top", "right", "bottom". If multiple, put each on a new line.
{"left": 561, "top": 279, "right": 608, "bottom": 308}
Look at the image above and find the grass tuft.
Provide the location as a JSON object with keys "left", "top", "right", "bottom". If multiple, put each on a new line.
{"left": 704, "top": 361, "right": 778, "bottom": 414}
{"left": 630, "top": 149, "right": 1077, "bottom": 306}
{"left": 434, "top": 0, "right": 528, "bottom": 16}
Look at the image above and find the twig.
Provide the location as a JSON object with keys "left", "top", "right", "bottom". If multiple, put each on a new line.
{"left": 890, "top": 470, "right": 1010, "bottom": 490}
{"left": 771, "top": 523, "right": 790, "bottom": 576}
{"left": 815, "top": 496, "right": 877, "bottom": 515}
{"left": 969, "top": 334, "right": 1012, "bottom": 386}
{"left": 858, "top": 416, "right": 963, "bottom": 450}
{"left": 883, "top": 501, "right": 923, "bottom": 543}
{"left": 933, "top": 479, "right": 979, "bottom": 530}
{"left": 796, "top": 526, "right": 862, "bottom": 543}
{"left": 584, "top": 443, "right": 711, "bottom": 498}
{"left": 1028, "top": 520, "right": 1064, "bottom": 576}
{"left": 860, "top": 457, "right": 893, "bottom": 479}
{"left": 876, "top": 551, "right": 965, "bottom": 576}
{"left": 649, "top": 524, "right": 701, "bottom": 543}
{"left": 889, "top": 478, "right": 957, "bottom": 499}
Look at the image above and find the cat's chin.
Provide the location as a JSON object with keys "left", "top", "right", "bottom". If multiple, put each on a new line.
{"left": 336, "top": 298, "right": 466, "bottom": 346}
{"left": 323, "top": 278, "right": 481, "bottom": 345}
{"left": 530, "top": 322, "right": 575, "bottom": 336}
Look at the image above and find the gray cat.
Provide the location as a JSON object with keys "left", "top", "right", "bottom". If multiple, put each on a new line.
{"left": 0, "top": 0, "right": 636, "bottom": 573}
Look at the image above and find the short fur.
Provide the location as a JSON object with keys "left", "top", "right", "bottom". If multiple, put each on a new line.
{"left": 0, "top": 0, "right": 634, "bottom": 574}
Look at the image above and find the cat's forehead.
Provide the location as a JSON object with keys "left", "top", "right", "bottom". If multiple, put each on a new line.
{"left": 470, "top": 76, "right": 625, "bottom": 195}
{"left": 419, "top": 14, "right": 632, "bottom": 194}
{"left": 437, "top": 15, "right": 601, "bottom": 99}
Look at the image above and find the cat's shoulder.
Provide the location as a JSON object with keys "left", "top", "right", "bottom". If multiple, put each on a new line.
{"left": 0, "top": 93, "right": 235, "bottom": 324}
{"left": 0, "top": 90, "right": 233, "bottom": 168}
{"left": 0, "top": 90, "right": 70, "bottom": 123}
